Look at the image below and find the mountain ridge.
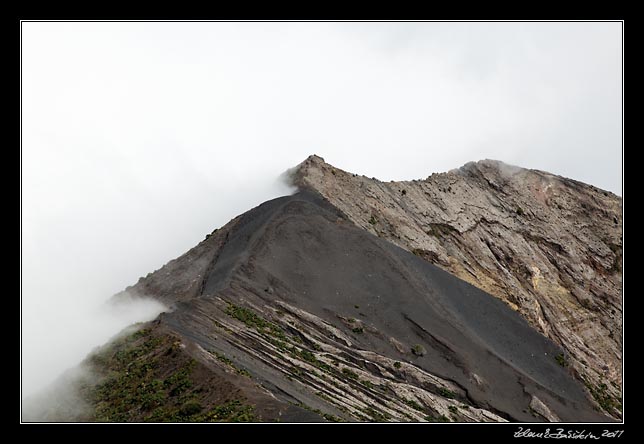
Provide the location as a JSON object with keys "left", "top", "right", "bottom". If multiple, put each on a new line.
{"left": 129, "top": 190, "right": 608, "bottom": 422}
{"left": 23, "top": 155, "right": 621, "bottom": 422}
{"left": 292, "top": 155, "right": 622, "bottom": 418}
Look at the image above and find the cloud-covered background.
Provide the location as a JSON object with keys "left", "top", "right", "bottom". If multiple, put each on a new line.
{"left": 21, "top": 22, "right": 622, "bottom": 398}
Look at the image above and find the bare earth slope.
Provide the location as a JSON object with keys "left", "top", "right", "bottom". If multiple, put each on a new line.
{"left": 293, "top": 155, "right": 622, "bottom": 417}
{"left": 24, "top": 156, "right": 619, "bottom": 423}
{"left": 113, "top": 190, "right": 608, "bottom": 422}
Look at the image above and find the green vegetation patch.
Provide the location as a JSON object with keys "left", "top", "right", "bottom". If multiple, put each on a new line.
{"left": 403, "top": 398, "right": 424, "bottom": 412}
{"left": 297, "top": 403, "right": 345, "bottom": 423}
{"left": 225, "top": 304, "right": 287, "bottom": 341}
{"left": 438, "top": 387, "right": 456, "bottom": 399}
{"left": 87, "top": 327, "right": 255, "bottom": 422}
{"left": 555, "top": 353, "right": 568, "bottom": 367}
{"left": 198, "top": 400, "right": 256, "bottom": 422}
{"left": 425, "top": 414, "right": 450, "bottom": 422}
{"left": 361, "top": 405, "right": 391, "bottom": 422}
{"left": 341, "top": 368, "right": 359, "bottom": 380}
{"left": 323, "top": 413, "right": 343, "bottom": 422}
{"left": 411, "top": 344, "right": 426, "bottom": 356}
{"left": 211, "top": 351, "right": 252, "bottom": 377}
{"left": 585, "top": 380, "right": 622, "bottom": 414}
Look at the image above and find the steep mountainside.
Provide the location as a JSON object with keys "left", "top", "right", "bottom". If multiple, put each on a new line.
{"left": 23, "top": 156, "right": 620, "bottom": 423}
{"left": 70, "top": 191, "right": 608, "bottom": 422}
{"left": 293, "top": 155, "right": 622, "bottom": 417}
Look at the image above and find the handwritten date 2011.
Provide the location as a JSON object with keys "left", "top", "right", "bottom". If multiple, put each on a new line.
{"left": 514, "top": 428, "right": 624, "bottom": 440}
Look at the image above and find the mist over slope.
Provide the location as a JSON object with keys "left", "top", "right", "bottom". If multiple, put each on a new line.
{"left": 22, "top": 22, "right": 621, "bottom": 409}
{"left": 23, "top": 157, "right": 620, "bottom": 422}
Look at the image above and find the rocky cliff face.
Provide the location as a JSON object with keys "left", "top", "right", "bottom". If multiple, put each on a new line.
{"left": 293, "top": 155, "right": 622, "bottom": 417}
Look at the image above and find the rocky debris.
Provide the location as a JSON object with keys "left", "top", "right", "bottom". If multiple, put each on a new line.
{"left": 292, "top": 155, "right": 622, "bottom": 418}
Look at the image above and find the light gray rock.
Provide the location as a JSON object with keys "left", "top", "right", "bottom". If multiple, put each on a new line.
{"left": 293, "top": 155, "right": 622, "bottom": 418}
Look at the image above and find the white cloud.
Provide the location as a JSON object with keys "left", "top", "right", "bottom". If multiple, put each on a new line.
{"left": 21, "top": 21, "right": 622, "bottom": 397}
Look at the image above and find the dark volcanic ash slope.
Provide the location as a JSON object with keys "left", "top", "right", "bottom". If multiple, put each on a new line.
{"left": 106, "top": 189, "right": 608, "bottom": 423}
{"left": 294, "top": 155, "right": 622, "bottom": 418}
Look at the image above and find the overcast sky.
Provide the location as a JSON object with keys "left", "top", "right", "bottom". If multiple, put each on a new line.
{"left": 21, "top": 21, "right": 622, "bottom": 397}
